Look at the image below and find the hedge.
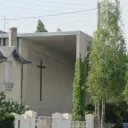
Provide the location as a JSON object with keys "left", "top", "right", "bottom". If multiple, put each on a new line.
{"left": 0, "top": 113, "right": 15, "bottom": 128}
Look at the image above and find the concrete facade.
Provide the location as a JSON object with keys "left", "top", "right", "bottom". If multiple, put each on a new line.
{"left": 0, "top": 30, "right": 92, "bottom": 116}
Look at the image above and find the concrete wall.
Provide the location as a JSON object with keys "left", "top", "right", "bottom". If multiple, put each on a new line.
{"left": 0, "top": 57, "right": 21, "bottom": 101}
{"left": 76, "top": 32, "right": 92, "bottom": 60}
{"left": 76, "top": 32, "right": 92, "bottom": 104}
{"left": 0, "top": 32, "right": 92, "bottom": 116}
{"left": 19, "top": 39, "right": 75, "bottom": 116}
{"left": 0, "top": 63, "right": 5, "bottom": 91}
{"left": 18, "top": 32, "right": 92, "bottom": 116}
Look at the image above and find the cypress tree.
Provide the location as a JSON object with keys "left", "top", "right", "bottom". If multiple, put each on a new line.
{"left": 72, "top": 58, "right": 86, "bottom": 121}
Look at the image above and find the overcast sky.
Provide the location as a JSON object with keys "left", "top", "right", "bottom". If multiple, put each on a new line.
{"left": 0, "top": 0, "right": 127, "bottom": 45}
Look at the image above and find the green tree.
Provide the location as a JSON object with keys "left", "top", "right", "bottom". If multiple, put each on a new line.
{"left": 72, "top": 58, "right": 86, "bottom": 121}
{"left": 87, "top": 0, "right": 127, "bottom": 127}
{"left": 36, "top": 19, "right": 48, "bottom": 32}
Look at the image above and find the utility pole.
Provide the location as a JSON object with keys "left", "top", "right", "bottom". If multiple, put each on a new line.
{"left": 97, "top": 0, "right": 101, "bottom": 28}
{"left": 115, "top": 0, "right": 119, "bottom": 9}
{"left": 96, "top": 1, "right": 101, "bottom": 128}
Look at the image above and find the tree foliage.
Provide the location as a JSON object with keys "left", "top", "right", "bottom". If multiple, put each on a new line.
{"left": 36, "top": 19, "right": 48, "bottom": 32}
{"left": 87, "top": 1, "right": 127, "bottom": 127}
{"left": 72, "top": 58, "right": 86, "bottom": 121}
{"left": 87, "top": 0, "right": 127, "bottom": 103}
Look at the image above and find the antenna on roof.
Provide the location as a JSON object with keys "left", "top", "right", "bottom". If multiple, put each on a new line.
{"left": 57, "top": 28, "right": 61, "bottom": 32}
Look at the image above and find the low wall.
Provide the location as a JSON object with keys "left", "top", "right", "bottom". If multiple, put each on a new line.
{"left": 13, "top": 111, "right": 95, "bottom": 128}
{"left": 13, "top": 110, "right": 37, "bottom": 128}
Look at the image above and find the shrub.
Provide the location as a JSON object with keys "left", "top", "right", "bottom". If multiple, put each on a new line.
{"left": 85, "top": 101, "right": 128, "bottom": 124}
{"left": 85, "top": 103, "right": 95, "bottom": 114}
{"left": 0, "top": 91, "right": 28, "bottom": 128}
{"left": 0, "top": 113, "right": 15, "bottom": 128}
{"left": 0, "top": 91, "right": 28, "bottom": 115}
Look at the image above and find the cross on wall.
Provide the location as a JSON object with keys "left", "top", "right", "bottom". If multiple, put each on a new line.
{"left": 37, "top": 60, "right": 45, "bottom": 101}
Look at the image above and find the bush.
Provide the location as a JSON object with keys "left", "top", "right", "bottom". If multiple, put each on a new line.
{"left": 0, "top": 113, "right": 15, "bottom": 128}
{"left": 85, "top": 103, "right": 95, "bottom": 114}
{"left": 0, "top": 91, "right": 28, "bottom": 115}
{"left": 85, "top": 101, "right": 128, "bottom": 124}
{"left": 0, "top": 91, "right": 28, "bottom": 128}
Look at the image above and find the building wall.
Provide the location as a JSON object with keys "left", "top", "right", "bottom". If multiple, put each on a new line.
{"left": 0, "top": 58, "right": 21, "bottom": 102}
{"left": 0, "top": 32, "right": 92, "bottom": 116}
{"left": 0, "top": 63, "right": 5, "bottom": 91}
{"left": 76, "top": 32, "right": 92, "bottom": 105}
{"left": 76, "top": 32, "right": 92, "bottom": 60}
{"left": 19, "top": 39, "right": 75, "bottom": 116}
{"left": 0, "top": 38, "right": 8, "bottom": 46}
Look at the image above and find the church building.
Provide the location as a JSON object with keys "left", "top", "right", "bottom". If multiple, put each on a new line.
{"left": 0, "top": 28, "right": 92, "bottom": 116}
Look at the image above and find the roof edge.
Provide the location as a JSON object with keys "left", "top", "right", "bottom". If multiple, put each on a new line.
{"left": 0, "top": 31, "right": 91, "bottom": 38}
{"left": 0, "top": 46, "right": 31, "bottom": 64}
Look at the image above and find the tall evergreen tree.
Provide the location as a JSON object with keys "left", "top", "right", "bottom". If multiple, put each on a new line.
{"left": 72, "top": 58, "right": 86, "bottom": 121}
{"left": 36, "top": 19, "right": 48, "bottom": 32}
{"left": 87, "top": 0, "right": 127, "bottom": 127}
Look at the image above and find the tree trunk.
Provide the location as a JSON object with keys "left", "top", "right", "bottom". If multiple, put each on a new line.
{"left": 98, "top": 101, "right": 101, "bottom": 128}
{"left": 95, "top": 101, "right": 101, "bottom": 128}
{"left": 101, "top": 99, "right": 105, "bottom": 128}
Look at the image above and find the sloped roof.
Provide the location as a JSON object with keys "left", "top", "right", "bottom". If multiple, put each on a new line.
{"left": 0, "top": 30, "right": 7, "bottom": 34}
{"left": 0, "top": 46, "right": 31, "bottom": 64}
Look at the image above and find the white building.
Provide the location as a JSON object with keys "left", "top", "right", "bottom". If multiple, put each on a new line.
{"left": 0, "top": 28, "right": 92, "bottom": 116}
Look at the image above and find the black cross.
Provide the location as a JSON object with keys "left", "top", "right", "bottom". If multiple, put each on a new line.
{"left": 37, "top": 60, "right": 45, "bottom": 101}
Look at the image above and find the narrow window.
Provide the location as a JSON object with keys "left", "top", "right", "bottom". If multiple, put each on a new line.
{"left": 17, "top": 37, "right": 19, "bottom": 50}
{"left": 0, "top": 38, "right": 1, "bottom": 46}
{"left": 3, "top": 38, "right": 6, "bottom": 46}
{"left": 4, "top": 61, "right": 14, "bottom": 91}
{"left": 5, "top": 61, "right": 13, "bottom": 83}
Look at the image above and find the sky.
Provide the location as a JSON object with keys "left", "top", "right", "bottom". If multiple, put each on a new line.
{"left": 0, "top": 0, "right": 127, "bottom": 45}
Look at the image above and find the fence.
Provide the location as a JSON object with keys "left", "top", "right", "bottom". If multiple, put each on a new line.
{"left": 38, "top": 116, "right": 86, "bottom": 128}
{"left": 71, "top": 121, "right": 86, "bottom": 128}
{"left": 14, "top": 118, "right": 86, "bottom": 128}
{"left": 13, "top": 111, "right": 95, "bottom": 128}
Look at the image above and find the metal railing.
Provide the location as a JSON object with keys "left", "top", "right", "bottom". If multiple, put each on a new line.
{"left": 3, "top": 82, "right": 14, "bottom": 91}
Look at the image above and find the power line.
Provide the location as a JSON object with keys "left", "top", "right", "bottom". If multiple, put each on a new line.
{"left": 3, "top": 4, "right": 60, "bottom": 16}
{"left": 8, "top": 0, "right": 86, "bottom": 10}
{"left": 7, "top": 4, "right": 67, "bottom": 13}
{"left": 43, "top": 0, "right": 84, "bottom": 5}
{"left": 4, "top": 3, "right": 96, "bottom": 19}
{"left": 45, "top": 21, "right": 96, "bottom": 25}
{"left": 1, "top": 8, "right": 97, "bottom": 21}
{"left": 4, "top": 9, "right": 46, "bottom": 17}
{"left": 37, "top": 0, "right": 96, "bottom": 6}
{"left": 45, "top": 20, "right": 96, "bottom": 23}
